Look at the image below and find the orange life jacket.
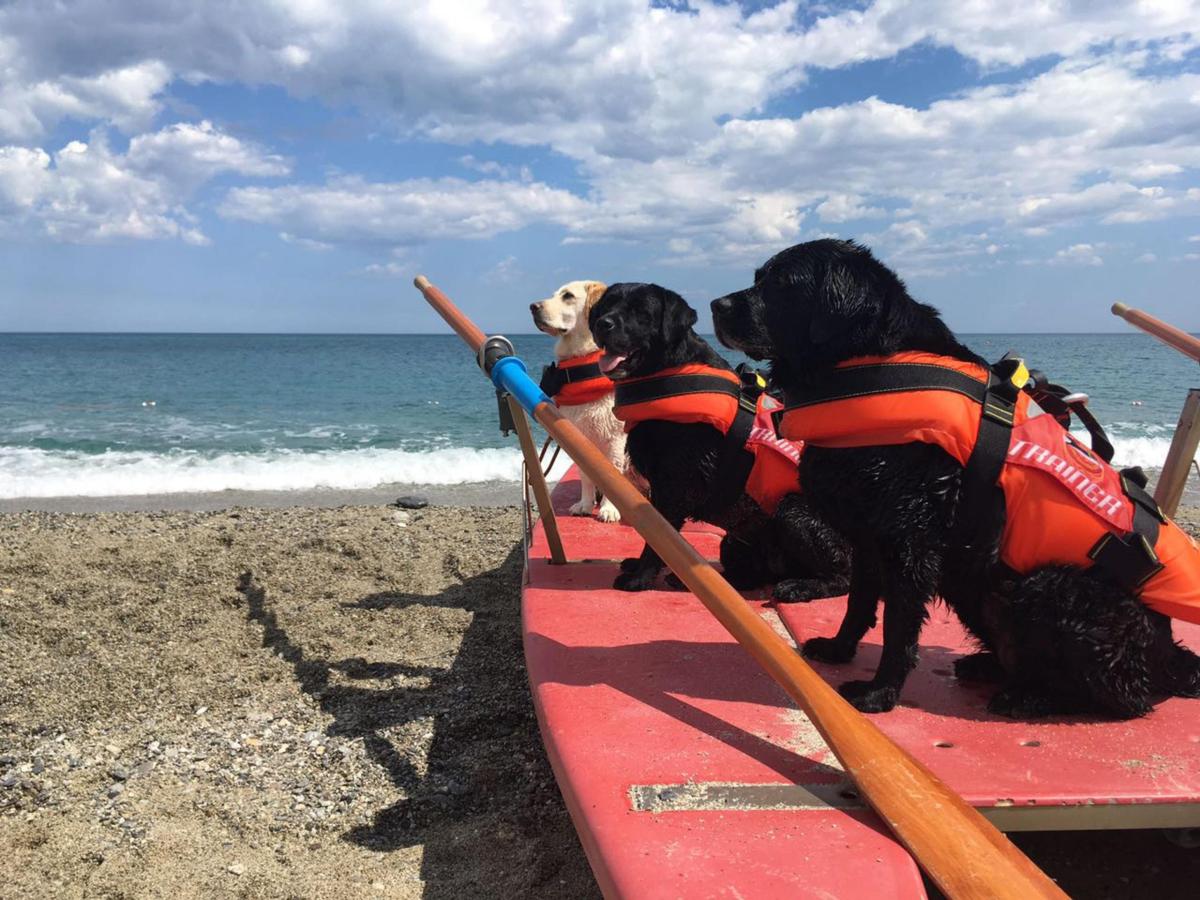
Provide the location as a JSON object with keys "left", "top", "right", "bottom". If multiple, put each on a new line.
{"left": 540, "top": 350, "right": 615, "bottom": 406}
{"left": 776, "top": 351, "right": 1200, "bottom": 624}
{"left": 613, "top": 364, "right": 802, "bottom": 515}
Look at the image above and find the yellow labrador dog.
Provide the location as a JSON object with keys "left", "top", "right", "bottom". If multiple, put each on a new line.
{"left": 531, "top": 281, "right": 626, "bottom": 522}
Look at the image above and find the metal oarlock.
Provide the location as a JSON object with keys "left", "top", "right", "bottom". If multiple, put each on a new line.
{"left": 477, "top": 334, "right": 515, "bottom": 374}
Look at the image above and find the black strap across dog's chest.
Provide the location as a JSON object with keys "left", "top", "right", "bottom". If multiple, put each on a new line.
{"left": 614, "top": 373, "right": 742, "bottom": 407}
{"left": 539, "top": 361, "right": 605, "bottom": 397}
{"left": 704, "top": 396, "right": 759, "bottom": 518}
{"left": 616, "top": 370, "right": 761, "bottom": 518}
{"left": 783, "top": 362, "right": 990, "bottom": 408}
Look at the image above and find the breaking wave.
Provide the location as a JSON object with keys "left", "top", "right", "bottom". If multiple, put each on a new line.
{"left": 0, "top": 446, "right": 572, "bottom": 499}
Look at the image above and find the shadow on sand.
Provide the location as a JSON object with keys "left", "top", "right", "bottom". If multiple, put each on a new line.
{"left": 237, "top": 546, "right": 594, "bottom": 899}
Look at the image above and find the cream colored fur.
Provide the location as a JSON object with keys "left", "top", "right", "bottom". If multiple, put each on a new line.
{"left": 531, "top": 280, "right": 627, "bottom": 523}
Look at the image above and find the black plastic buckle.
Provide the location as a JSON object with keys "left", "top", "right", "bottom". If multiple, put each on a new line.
{"left": 1088, "top": 532, "right": 1164, "bottom": 590}
{"left": 1120, "top": 471, "right": 1167, "bottom": 524}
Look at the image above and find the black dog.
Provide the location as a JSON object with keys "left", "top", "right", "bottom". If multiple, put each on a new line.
{"left": 588, "top": 282, "right": 849, "bottom": 598}
{"left": 712, "top": 239, "right": 1200, "bottom": 717}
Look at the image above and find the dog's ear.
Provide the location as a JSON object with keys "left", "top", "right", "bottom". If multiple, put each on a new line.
{"left": 809, "top": 263, "right": 868, "bottom": 346}
{"left": 583, "top": 281, "right": 607, "bottom": 316}
{"left": 660, "top": 290, "right": 698, "bottom": 342}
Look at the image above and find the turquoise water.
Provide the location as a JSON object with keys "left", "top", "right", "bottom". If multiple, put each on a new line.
{"left": 0, "top": 332, "right": 1196, "bottom": 498}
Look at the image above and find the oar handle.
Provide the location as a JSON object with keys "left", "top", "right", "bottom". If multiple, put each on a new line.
{"left": 415, "top": 275, "right": 487, "bottom": 352}
{"left": 1112, "top": 301, "right": 1200, "bottom": 363}
{"left": 413, "top": 276, "right": 1068, "bottom": 900}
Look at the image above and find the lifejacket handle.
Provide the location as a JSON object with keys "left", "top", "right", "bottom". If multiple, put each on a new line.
{"left": 1020, "top": 363, "right": 1116, "bottom": 464}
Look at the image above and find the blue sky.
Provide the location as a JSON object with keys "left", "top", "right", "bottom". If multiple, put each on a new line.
{"left": 1, "top": 1, "right": 1199, "bottom": 334}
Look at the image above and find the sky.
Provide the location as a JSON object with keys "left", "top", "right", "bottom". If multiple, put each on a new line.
{"left": 1, "top": 1, "right": 1199, "bottom": 334}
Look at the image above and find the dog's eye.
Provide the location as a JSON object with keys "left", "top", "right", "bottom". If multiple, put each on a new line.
{"left": 561, "top": 291, "right": 575, "bottom": 301}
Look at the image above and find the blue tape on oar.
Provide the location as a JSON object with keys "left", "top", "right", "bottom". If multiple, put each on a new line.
{"left": 491, "top": 356, "right": 550, "bottom": 414}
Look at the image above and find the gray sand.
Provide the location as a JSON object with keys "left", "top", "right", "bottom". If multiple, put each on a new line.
{"left": 0, "top": 481, "right": 521, "bottom": 514}
{"left": 1, "top": 502, "right": 1198, "bottom": 898}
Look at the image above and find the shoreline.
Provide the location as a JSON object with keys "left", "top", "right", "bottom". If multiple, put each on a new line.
{"left": 0, "top": 480, "right": 522, "bottom": 514}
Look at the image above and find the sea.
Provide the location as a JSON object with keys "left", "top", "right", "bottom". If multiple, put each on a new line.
{"left": 0, "top": 332, "right": 1197, "bottom": 500}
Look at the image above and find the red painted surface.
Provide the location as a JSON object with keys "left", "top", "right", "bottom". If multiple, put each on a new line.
{"left": 524, "top": 468, "right": 1200, "bottom": 898}
{"left": 524, "top": 470, "right": 926, "bottom": 899}
{"left": 775, "top": 594, "right": 1200, "bottom": 813}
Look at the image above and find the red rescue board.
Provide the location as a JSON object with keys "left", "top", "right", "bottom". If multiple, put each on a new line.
{"left": 774, "top": 599, "right": 1200, "bottom": 832}
{"left": 524, "top": 468, "right": 1200, "bottom": 898}
{"left": 524, "top": 471, "right": 925, "bottom": 898}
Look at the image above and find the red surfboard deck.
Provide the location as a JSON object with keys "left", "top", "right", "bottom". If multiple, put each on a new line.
{"left": 524, "top": 471, "right": 926, "bottom": 899}
{"left": 774, "top": 596, "right": 1200, "bottom": 831}
{"left": 524, "top": 469, "right": 1200, "bottom": 898}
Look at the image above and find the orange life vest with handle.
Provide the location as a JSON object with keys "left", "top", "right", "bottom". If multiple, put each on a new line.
{"left": 539, "top": 350, "right": 615, "bottom": 406}
{"left": 775, "top": 351, "right": 1200, "bottom": 624}
{"left": 613, "top": 364, "right": 802, "bottom": 515}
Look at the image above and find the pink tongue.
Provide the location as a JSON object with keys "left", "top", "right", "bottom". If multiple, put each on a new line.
{"left": 598, "top": 353, "right": 627, "bottom": 374}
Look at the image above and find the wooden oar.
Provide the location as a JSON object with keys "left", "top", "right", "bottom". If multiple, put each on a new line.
{"left": 1112, "top": 302, "right": 1200, "bottom": 516}
{"left": 413, "top": 274, "right": 1067, "bottom": 900}
{"left": 1112, "top": 301, "right": 1200, "bottom": 363}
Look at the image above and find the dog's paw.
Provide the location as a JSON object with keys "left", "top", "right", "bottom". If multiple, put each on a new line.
{"left": 802, "top": 636, "right": 856, "bottom": 664}
{"left": 664, "top": 572, "right": 685, "bottom": 590}
{"left": 613, "top": 570, "right": 657, "bottom": 592}
{"left": 568, "top": 499, "right": 594, "bottom": 517}
{"left": 953, "top": 651, "right": 1006, "bottom": 683}
{"left": 619, "top": 556, "right": 641, "bottom": 574}
{"left": 595, "top": 500, "right": 621, "bottom": 523}
{"left": 838, "top": 680, "right": 899, "bottom": 713}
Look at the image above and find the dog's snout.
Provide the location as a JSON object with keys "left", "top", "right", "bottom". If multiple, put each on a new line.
{"left": 529, "top": 302, "right": 540, "bottom": 314}
{"left": 711, "top": 296, "right": 733, "bottom": 317}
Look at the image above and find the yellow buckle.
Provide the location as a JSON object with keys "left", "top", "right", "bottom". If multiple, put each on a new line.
{"left": 1009, "top": 359, "right": 1030, "bottom": 390}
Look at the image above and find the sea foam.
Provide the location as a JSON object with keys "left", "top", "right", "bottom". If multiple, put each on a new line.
{"left": 0, "top": 432, "right": 1184, "bottom": 500}
{"left": 0, "top": 446, "right": 573, "bottom": 499}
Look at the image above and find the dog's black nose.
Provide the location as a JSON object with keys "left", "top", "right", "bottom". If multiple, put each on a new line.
{"left": 529, "top": 302, "right": 540, "bottom": 313}
{"left": 711, "top": 296, "right": 732, "bottom": 316}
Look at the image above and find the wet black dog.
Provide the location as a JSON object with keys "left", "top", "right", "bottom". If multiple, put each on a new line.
{"left": 712, "top": 239, "right": 1200, "bottom": 717}
{"left": 588, "top": 282, "right": 849, "bottom": 598}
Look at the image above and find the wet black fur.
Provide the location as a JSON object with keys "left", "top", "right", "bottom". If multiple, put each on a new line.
{"left": 588, "top": 282, "right": 849, "bottom": 598}
{"left": 711, "top": 239, "right": 1200, "bottom": 717}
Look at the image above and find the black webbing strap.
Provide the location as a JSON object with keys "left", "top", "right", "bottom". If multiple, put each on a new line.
{"left": 1087, "top": 470, "right": 1167, "bottom": 589}
{"left": 1027, "top": 375, "right": 1115, "bottom": 463}
{"left": 614, "top": 373, "right": 742, "bottom": 408}
{"left": 539, "top": 364, "right": 566, "bottom": 397}
{"left": 703, "top": 395, "right": 759, "bottom": 518}
{"left": 952, "top": 367, "right": 1020, "bottom": 550}
{"left": 539, "top": 361, "right": 606, "bottom": 397}
{"left": 781, "top": 363, "right": 989, "bottom": 409}
{"left": 562, "top": 362, "right": 604, "bottom": 383}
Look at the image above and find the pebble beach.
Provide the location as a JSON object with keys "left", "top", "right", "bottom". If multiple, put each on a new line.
{"left": 1, "top": 494, "right": 1199, "bottom": 898}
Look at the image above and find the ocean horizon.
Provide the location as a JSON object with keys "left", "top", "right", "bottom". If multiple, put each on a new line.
{"left": 2, "top": 331, "right": 1197, "bottom": 501}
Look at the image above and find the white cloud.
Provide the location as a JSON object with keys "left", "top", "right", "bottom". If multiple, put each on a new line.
{"left": 0, "top": 1, "right": 1199, "bottom": 267}
{"left": 220, "top": 175, "right": 588, "bottom": 246}
{"left": 126, "top": 121, "right": 289, "bottom": 191}
{"left": 1052, "top": 243, "right": 1105, "bottom": 266}
{"left": 794, "top": 0, "right": 1200, "bottom": 69}
{"left": 0, "top": 122, "right": 286, "bottom": 243}
{"left": 1136, "top": 252, "right": 1157, "bottom": 263}
{"left": 0, "top": 56, "right": 170, "bottom": 142}
{"left": 362, "top": 261, "right": 407, "bottom": 277}
{"left": 815, "top": 193, "right": 886, "bottom": 223}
